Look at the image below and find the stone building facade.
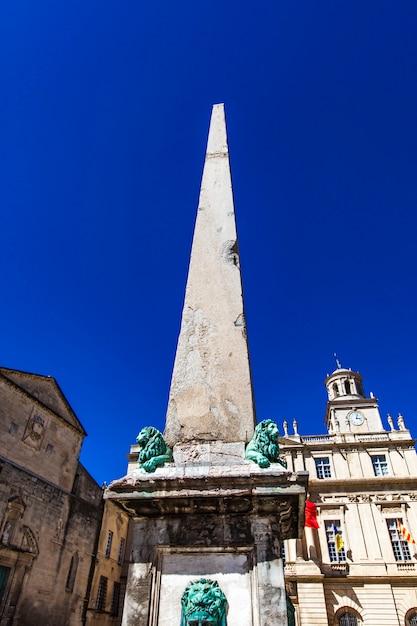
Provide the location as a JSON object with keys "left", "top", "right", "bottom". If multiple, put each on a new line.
{"left": 0, "top": 367, "right": 104, "bottom": 626}
{"left": 85, "top": 500, "right": 130, "bottom": 626}
{"left": 280, "top": 366, "right": 417, "bottom": 626}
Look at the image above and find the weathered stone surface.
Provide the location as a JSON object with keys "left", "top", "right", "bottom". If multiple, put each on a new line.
{"left": 0, "top": 465, "right": 103, "bottom": 626}
{"left": 0, "top": 374, "right": 83, "bottom": 493}
{"left": 119, "top": 511, "right": 291, "bottom": 626}
{"left": 164, "top": 104, "right": 256, "bottom": 446}
{"left": 107, "top": 465, "right": 307, "bottom": 541}
{"left": 173, "top": 441, "right": 246, "bottom": 466}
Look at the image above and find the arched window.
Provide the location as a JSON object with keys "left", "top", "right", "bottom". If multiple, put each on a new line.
{"left": 333, "top": 383, "right": 339, "bottom": 397}
{"left": 406, "top": 610, "right": 417, "bottom": 626}
{"left": 339, "top": 611, "right": 358, "bottom": 626}
{"left": 344, "top": 380, "right": 351, "bottom": 394}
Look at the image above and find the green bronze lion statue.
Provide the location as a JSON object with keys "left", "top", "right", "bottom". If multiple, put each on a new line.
{"left": 136, "top": 426, "right": 173, "bottom": 473}
{"left": 180, "top": 578, "right": 227, "bottom": 626}
{"left": 245, "top": 419, "right": 287, "bottom": 469}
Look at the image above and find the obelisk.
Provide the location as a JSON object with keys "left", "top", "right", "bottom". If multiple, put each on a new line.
{"left": 165, "top": 103, "right": 257, "bottom": 446}
{"left": 107, "top": 104, "right": 307, "bottom": 626}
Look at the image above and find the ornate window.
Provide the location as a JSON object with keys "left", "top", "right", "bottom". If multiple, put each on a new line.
{"left": 315, "top": 457, "right": 331, "bottom": 479}
{"left": 105, "top": 530, "right": 113, "bottom": 558}
{"left": 1, "top": 496, "right": 25, "bottom": 545}
{"left": 325, "top": 520, "right": 346, "bottom": 563}
{"left": 96, "top": 576, "right": 108, "bottom": 611}
{"left": 371, "top": 455, "right": 389, "bottom": 476}
{"left": 387, "top": 519, "right": 412, "bottom": 561}
{"left": 338, "top": 611, "right": 358, "bottom": 626}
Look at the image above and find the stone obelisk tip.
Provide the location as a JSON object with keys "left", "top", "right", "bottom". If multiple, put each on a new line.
{"left": 206, "top": 104, "right": 228, "bottom": 155}
{"left": 164, "top": 104, "right": 257, "bottom": 446}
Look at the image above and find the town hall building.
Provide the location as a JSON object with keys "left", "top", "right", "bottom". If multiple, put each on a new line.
{"left": 281, "top": 365, "right": 417, "bottom": 626}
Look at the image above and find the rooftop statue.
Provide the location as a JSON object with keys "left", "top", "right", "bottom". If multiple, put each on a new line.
{"left": 136, "top": 426, "right": 173, "bottom": 473}
{"left": 245, "top": 419, "right": 287, "bottom": 469}
{"left": 180, "top": 578, "right": 227, "bottom": 626}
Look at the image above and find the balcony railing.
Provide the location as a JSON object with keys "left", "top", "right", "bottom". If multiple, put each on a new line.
{"left": 397, "top": 562, "right": 415, "bottom": 571}
{"left": 298, "top": 432, "right": 393, "bottom": 445}
{"left": 355, "top": 433, "right": 389, "bottom": 442}
{"left": 330, "top": 563, "right": 349, "bottom": 573}
{"left": 301, "top": 435, "right": 334, "bottom": 443}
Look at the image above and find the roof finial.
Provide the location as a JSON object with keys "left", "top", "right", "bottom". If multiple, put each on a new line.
{"left": 334, "top": 353, "right": 342, "bottom": 369}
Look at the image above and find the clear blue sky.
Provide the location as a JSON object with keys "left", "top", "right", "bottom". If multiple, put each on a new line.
{"left": 1, "top": 1, "right": 416, "bottom": 485}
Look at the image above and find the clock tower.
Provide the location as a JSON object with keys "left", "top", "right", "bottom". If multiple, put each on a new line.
{"left": 324, "top": 366, "right": 384, "bottom": 434}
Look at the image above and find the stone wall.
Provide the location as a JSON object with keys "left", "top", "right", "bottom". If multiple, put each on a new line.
{"left": 0, "top": 460, "right": 103, "bottom": 626}
{"left": 0, "top": 369, "right": 103, "bottom": 626}
{"left": 0, "top": 376, "right": 82, "bottom": 493}
{"left": 85, "top": 500, "right": 130, "bottom": 626}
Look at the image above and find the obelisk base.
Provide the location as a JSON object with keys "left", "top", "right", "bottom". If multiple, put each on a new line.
{"left": 106, "top": 462, "right": 307, "bottom": 626}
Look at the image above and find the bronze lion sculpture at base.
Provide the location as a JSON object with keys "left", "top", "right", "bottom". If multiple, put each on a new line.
{"left": 245, "top": 419, "right": 287, "bottom": 469}
{"left": 136, "top": 426, "right": 173, "bottom": 473}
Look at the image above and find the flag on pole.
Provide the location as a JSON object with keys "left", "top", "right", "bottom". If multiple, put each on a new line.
{"left": 398, "top": 520, "right": 416, "bottom": 544}
{"left": 305, "top": 500, "right": 320, "bottom": 529}
{"left": 333, "top": 524, "right": 344, "bottom": 552}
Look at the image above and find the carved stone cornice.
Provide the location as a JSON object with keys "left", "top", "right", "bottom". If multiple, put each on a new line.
{"left": 106, "top": 466, "right": 308, "bottom": 540}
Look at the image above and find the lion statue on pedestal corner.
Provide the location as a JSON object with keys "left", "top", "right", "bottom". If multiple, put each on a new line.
{"left": 136, "top": 426, "right": 173, "bottom": 473}
{"left": 245, "top": 419, "right": 287, "bottom": 469}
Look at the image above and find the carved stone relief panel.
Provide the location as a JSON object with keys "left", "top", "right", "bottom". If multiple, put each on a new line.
{"left": 22, "top": 410, "right": 48, "bottom": 450}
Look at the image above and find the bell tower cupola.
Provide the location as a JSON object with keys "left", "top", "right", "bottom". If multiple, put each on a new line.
{"left": 324, "top": 363, "right": 384, "bottom": 434}
{"left": 325, "top": 367, "right": 365, "bottom": 401}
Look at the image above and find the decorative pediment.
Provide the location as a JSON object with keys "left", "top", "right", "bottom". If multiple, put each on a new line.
{"left": 0, "top": 367, "right": 85, "bottom": 434}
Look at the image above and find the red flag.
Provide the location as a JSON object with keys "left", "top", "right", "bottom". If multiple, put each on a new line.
{"left": 398, "top": 520, "right": 416, "bottom": 544}
{"left": 305, "top": 499, "right": 319, "bottom": 529}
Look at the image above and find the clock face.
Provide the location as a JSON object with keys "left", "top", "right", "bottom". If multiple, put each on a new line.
{"left": 349, "top": 411, "right": 364, "bottom": 426}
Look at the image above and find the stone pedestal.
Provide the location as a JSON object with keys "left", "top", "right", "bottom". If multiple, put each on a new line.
{"left": 106, "top": 446, "right": 307, "bottom": 626}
